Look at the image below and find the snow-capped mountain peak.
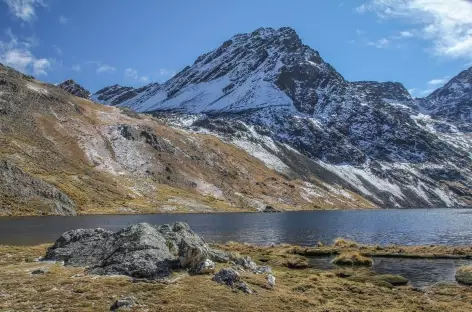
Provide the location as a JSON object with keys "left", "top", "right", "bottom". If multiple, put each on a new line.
{"left": 91, "top": 27, "right": 472, "bottom": 209}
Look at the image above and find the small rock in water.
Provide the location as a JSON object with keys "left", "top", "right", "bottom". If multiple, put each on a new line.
{"left": 31, "top": 268, "right": 48, "bottom": 275}
{"left": 267, "top": 274, "right": 276, "bottom": 288}
{"left": 110, "top": 296, "right": 138, "bottom": 311}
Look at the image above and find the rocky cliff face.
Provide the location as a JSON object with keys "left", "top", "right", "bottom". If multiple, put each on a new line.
{"left": 93, "top": 27, "right": 472, "bottom": 208}
{"left": 418, "top": 67, "right": 472, "bottom": 128}
{"left": 57, "top": 79, "right": 91, "bottom": 99}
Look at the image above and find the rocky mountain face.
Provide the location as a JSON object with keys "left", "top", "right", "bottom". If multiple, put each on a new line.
{"left": 0, "top": 62, "right": 371, "bottom": 216}
{"left": 93, "top": 27, "right": 472, "bottom": 208}
{"left": 418, "top": 67, "right": 472, "bottom": 129}
{"left": 57, "top": 79, "right": 91, "bottom": 99}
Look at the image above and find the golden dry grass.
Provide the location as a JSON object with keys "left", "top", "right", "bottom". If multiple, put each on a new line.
{"left": 0, "top": 244, "right": 471, "bottom": 312}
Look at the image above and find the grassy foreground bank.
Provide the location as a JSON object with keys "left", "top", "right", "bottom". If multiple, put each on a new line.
{"left": 0, "top": 241, "right": 471, "bottom": 312}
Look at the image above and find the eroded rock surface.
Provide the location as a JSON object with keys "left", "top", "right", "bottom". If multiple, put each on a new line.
{"left": 44, "top": 222, "right": 228, "bottom": 279}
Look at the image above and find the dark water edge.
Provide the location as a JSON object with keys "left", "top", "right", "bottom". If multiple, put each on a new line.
{"left": 1, "top": 209, "right": 472, "bottom": 246}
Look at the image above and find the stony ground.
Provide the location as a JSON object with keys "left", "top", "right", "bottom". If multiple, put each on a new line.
{"left": 1, "top": 242, "right": 471, "bottom": 312}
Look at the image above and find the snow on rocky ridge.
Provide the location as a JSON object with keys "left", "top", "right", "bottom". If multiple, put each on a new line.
{"left": 90, "top": 27, "right": 472, "bottom": 208}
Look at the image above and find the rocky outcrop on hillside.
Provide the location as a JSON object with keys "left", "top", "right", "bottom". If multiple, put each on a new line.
{"left": 57, "top": 79, "right": 91, "bottom": 99}
{"left": 44, "top": 222, "right": 228, "bottom": 278}
{"left": 94, "top": 27, "right": 472, "bottom": 208}
{"left": 0, "top": 160, "right": 76, "bottom": 215}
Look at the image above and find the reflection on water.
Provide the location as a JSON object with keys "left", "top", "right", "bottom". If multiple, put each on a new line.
{"left": 0, "top": 209, "right": 472, "bottom": 247}
{"left": 309, "top": 256, "right": 472, "bottom": 288}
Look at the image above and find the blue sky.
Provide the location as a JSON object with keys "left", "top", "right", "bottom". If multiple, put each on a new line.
{"left": 0, "top": 0, "right": 471, "bottom": 97}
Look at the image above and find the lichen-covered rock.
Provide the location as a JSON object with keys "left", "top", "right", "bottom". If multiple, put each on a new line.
{"left": 235, "top": 256, "right": 257, "bottom": 271}
{"left": 267, "top": 274, "right": 276, "bottom": 288}
{"left": 254, "top": 265, "right": 273, "bottom": 274}
{"left": 44, "top": 222, "right": 223, "bottom": 279}
{"left": 213, "top": 268, "right": 241, "bottom": 287}
{"left": 192, "top": 259, "right": 216, "bottom": 274}
{"left": 110, "top": 296, "right": 138, "bottom": 311}
{"left": 212, "top": 268, "right": 253, "bottom": 294}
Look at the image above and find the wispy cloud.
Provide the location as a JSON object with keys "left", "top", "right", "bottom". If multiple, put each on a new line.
{"left": 124, "top": 68, "right": 149, "bottom": 83}
{"left": 59, "top": 15, "right": 68, "bottom": 24}
{"left": 399, "top": 31, "right": 414, "bottom": 38}
{"left": 0, "top": 29, "right": 50, "bottom": 75}
{"left": 367, "top": 37, "right": 389, "bottom": 49}
{"left": 427, "top": 76, "right": 450, "bottom": 86}
{"left": 97, "top": 64, "right": 116, "bottom": 73}
{"left": 3, "top": 0, "right": 45, "bottom": 22}
{"left": 356, "top": 0, "right": 472, "bottom": 59}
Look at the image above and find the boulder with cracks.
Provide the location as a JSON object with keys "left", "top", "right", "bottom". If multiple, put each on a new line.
{"left": 44, "top": 222, "right": 229, "bottom": 279}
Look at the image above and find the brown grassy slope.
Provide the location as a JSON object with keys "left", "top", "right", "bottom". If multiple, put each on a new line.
{"left": 1, "top": 244, "right": 471, "bottom": 312}
{"left": 0, "top": 64, "right": 376, "bottom": 215}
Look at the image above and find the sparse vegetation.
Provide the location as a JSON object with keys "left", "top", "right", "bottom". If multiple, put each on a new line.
{"left": 0, "top": 243, "right": 471, "bottom": 311}
{"left": 332, "top": 251, "right": 373, "bottom": 266}
{"left": 456, "top": 266, "right": 472, "bottom": 285}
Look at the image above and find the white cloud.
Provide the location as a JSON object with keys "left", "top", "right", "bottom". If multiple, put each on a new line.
{"left": 357, "top": 0, "right": 472, "bottom": 59}
{"left": 367, "top": 37, "right": 389, "bottom": 48}
{"left": 399, "top": 30, "right": 414, "bottom": 38}
{"left": 59, "top": 15, "right": 68, "bottom": 24}
{"left": 32, "top": 58, "right": 49, "bottom": 75}
{"left": 356, "top": 29, "right": 365, "bottom": 36}
{"left": 0, "top": 29, "right": 51, "bottom": 76}
{"left": 124, "top": 68, "right": 149, "bottom": 82}
{"left": 3, "top": 0, "right": 45, "bottom": 22}
{"left": 96, "top": 64, "right": 116, "bottom": 73}
{"left": 427, "top": 76, "right": 450, "bottom": 86}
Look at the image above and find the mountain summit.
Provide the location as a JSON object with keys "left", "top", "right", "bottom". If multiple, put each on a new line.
{"left": 92, "top": 27, "right": 472, "bottom": 208}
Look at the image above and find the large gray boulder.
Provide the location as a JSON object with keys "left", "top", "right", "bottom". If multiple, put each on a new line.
{"left": 44, "top": 222, "right": 226, "bottom": 279}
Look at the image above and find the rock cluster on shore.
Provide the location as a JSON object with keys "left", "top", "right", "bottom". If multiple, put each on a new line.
{"left": 44, "top": 222, "right": 227, "bottom": 278}
{"left": 43, "top": 222, "right": 273, "bottom": 294}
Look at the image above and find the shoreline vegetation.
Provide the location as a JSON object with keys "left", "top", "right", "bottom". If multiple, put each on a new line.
{"left": 1, "top": 236, "right": 471, "bottom": 311}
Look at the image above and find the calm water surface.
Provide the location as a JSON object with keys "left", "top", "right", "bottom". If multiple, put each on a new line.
{"left": 0, "top": 209, "right": 471, "bottom": 246}
{"left": 309, "top": 257, "right": 472, "bottom": 288}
